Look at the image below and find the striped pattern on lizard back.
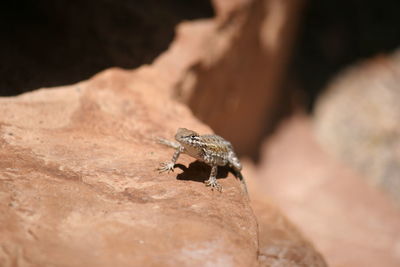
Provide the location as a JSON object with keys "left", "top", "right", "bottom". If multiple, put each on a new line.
{"left": 197, "top": 134, "right": 232, "bottom": 167}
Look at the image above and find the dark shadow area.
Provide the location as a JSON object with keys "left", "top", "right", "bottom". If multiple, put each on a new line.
{"left": 0, "top": 0, "right": 214, "bottom": 96}
{"left": 288, "top": 0, "right": 400, "bottom": 111}
{"left": 175, "top": 161, "right": 229, "bottom": 183}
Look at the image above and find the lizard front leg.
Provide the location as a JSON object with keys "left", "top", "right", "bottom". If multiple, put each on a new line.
{"left": 157, "top": 145, "right": 183, "bottom": 173}
{"left": 156, "top": 138, "right": 181, "bottom": 150}
{"left": 204, "top": 165, "right": 222, "bottom": 192}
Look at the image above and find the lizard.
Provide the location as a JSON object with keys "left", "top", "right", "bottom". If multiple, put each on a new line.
{"left": 156, "top": 128, "right": 248, "bottom": 194}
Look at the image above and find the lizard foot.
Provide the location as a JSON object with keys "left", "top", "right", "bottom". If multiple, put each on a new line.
{"left": 204, "top": 179, "right": 222, "bottom": 192}
{"left": 157, "top": 161, "right": 175, "bottom": 173}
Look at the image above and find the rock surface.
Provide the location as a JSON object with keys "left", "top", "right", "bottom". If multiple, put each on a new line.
{"left": 256, "top": 114, "right": 400, "bottom": 267}
{"left": 246, "top": 175, "right": 327, "bottom": 266}
{"left": 314, "top": 51, "right": 400, "bottom": 204}
{"left": 0, "top": 68, "right": 326, "bottom": 266}
{"left": 0, "top": 1, "right": 328, "bottom": 266}
{"left": 174, "top": 0, "right": 304, "bottom": 158}
{"left": 0, "top": 68, "right": 258, "bottom": 266}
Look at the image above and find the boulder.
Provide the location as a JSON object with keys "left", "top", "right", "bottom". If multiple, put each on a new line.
{"left": 0, "top": 0, "right": 327, "bottom": 265}
{"left": 0, "top": 68, "right": 326, "bottom": 266}
{"left": 0, "top": 67, "right": 259, "bottom": 266}
{"left": 314, "top": 51, "right": 400, "bottom": 204}
{"left": 256, "top": 114, "right": 400, "bottom": 266}
{"left": 173, "top": 0, "right": 304, "bottom": 158}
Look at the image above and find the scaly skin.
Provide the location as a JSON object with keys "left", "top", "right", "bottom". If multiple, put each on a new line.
{"left": 157, "top": 128, "right": 247, "bottom": 194}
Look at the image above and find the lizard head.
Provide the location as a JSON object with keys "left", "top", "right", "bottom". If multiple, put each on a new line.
{"left": 175, "top": 128, "right": 200, "bottom": 145}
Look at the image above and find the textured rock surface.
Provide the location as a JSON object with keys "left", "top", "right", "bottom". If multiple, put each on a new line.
{"left": 0, "top": 1, "right": 329, "bottom": 265}
{"left": 314, "top": 52, "right": 400, "bottom": 204}
{"left": 256, "top": 114, "right": 400, "bottom": 267}
{"left": 0, "top": 68, "right": 327, "bottom": 266}
{"left": 0, "top": 68, "right": 259, "bottom": 266}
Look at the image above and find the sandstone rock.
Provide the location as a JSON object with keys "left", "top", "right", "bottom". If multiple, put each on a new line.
{"left": 241, "top": 161, "right": 327, "bottom": 267}
{"left": 254, "top": 200, "right": 327, "bottom": 267}
{"left": 314, "top": 51, "right": 400, "bottom": 204}
{"left": 0, "top": 67, "right": 327, "bottom": 266}
{"left": 0, "top": 1, "right": 327, "bottom": 265}
{"left": 174, "top": 0, "right": 304, "bottom": 158}
{"left": 256, "top": 115, "right": 400, "bottom": 267}
{"left": 0, "top": 68, "right": 258, "bottom": 267}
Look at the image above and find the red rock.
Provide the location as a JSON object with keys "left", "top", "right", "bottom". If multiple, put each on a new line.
{"left": 0, "top": 1, "right": 327, "bottom": 265}
{"left": 0, "top": 68, "right": 328, "bottom": 266}
{"left": 255, "top": 114, "right": 400, "bottom": 267}
{"left": 172, "top": 0, "right": 304, "bottom": 158}
{"left": 314, "top": 52, "right": 400, "bottom": 205}
{"left": 0, "top": 68, "right": 259, "bottom": 266}
{"left": 239, "top": 160, "right": 326, "bottom": 266}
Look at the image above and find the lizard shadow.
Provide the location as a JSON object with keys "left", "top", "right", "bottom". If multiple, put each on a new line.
{"left": 175, "top": 161, "right": 229, "bottom": 183}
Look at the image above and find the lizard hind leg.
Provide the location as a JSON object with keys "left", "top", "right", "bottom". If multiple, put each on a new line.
{"left": 228, "top": 151, "right": 242, "bottom": 171}
{"left": 204, "top": 165, "right": 222, "bottom": 192}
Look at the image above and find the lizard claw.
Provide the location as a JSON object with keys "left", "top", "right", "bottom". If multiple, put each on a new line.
{"left": 157, "top": 161, "right": 175, "bottom": 173}
{"left": 204, "top": 179, "right": 222, "bottom": 192}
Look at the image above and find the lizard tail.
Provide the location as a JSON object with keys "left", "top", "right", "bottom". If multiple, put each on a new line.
{"left": 233, "top": 169, "right": 249, "bottom": 197}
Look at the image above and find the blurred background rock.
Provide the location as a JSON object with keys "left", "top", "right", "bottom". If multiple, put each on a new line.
{"left": 315, "top": 52, "right": 400, "bottom": 205}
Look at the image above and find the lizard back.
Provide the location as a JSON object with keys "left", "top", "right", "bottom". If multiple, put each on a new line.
{"left": 199, "top": 134, "right": 241, "bottom": 169}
